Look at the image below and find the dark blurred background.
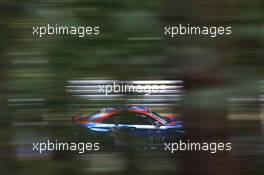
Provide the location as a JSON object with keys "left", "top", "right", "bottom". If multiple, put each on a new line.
{"left": 0, "top": 0, "right": 263, "bottom": 175}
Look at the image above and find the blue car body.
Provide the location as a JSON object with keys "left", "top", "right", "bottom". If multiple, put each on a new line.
{"left": 73, "top": 106, "right": 184, "bottom": 147}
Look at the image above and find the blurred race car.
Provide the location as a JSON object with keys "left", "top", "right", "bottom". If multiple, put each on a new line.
{"left": 73, "top": 106, "right": 184, "bottom": 149}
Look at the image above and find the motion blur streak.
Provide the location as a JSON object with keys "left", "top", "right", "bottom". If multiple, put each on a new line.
{"left": 67, "top": 79, "right": 184, "bottom": 112}
{"left": 0, "top": 0, "right": 263, "bottom": 175}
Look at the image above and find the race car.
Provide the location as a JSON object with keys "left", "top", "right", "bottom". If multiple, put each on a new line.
{"left": 73, "top": 106, "right": 184, "bottom": 148}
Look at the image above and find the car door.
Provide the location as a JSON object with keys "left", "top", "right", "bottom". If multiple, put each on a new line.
{"left": 130, "top": 112, "right": 167, "bottom": 145}
{"left": 102, "top": 112, "right": 166, "bottom": 145}
{"left": 117, "top": 112, "right": 167, "bottom": 144}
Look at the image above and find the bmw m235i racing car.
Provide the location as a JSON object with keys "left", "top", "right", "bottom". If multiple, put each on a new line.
{"left": 73, "top": 106, "right": 184, "bottom": 149}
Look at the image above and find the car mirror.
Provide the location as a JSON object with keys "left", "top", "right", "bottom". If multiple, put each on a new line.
{"left": 154, "top": 121, "right": 161, "bottom": 127}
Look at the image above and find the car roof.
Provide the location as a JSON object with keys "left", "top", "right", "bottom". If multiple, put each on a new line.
{"left": 100, "top": 105, "right": 151, "bottom": 113}
{"left": 87, "top": 106, "right": 151, "bottom": 122}
{"left": 126, "top": 105, "right": 151, "bottom": 113}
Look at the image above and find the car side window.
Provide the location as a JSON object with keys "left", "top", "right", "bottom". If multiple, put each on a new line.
{"left": 102, "top": 113, "right": 125, "bottom": 124}
{"left": 102, "top": 112, "right": 156, "bottom": 125}
{"left": 135, "top": 113, "right": 156, "bottom": 125}
{"left": 102, "top": 115, "right": 116, "bottom": 124}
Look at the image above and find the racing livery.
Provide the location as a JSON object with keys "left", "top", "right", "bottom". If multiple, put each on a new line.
{"left": 73, "top": 106, "right": 184, "bottom": 148}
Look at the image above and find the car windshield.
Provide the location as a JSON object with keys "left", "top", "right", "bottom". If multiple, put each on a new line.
{"left": 151, "top": 111, "right": 170, "bottom": 124}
